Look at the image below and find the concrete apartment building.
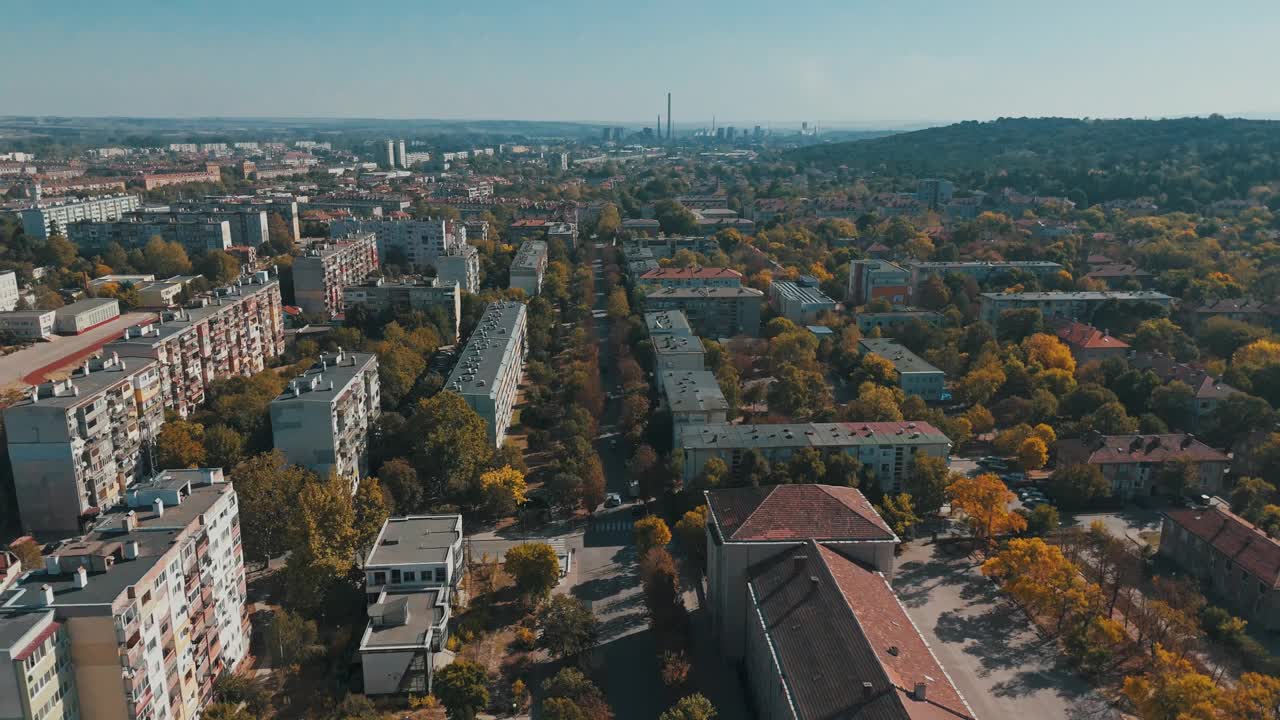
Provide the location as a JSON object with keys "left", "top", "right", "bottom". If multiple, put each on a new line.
{"left": 659, "top": 370, "right": 729, "bottom": 445}
{"left": 162, "top": 206, "right": 269, "bottom": 248}
{"left": 443, "top": 302, "right": 527, "bottom": 447}
{"left": 0, "top": 468, "right": 250, "bottom": 720}
{"left": 653, "top": 333, "right": 706, "bottom": 373}
{"left": 847, "top": 259, "right": 911, "bottom": 305}
{"left": 0, "top": 310, "right": 56, "bottom": 340}
{"left": 435, "top": 244, "right": 480, "bottom": 294}
{"left": 106, "top": 272, "right": 285, "bottom": 418}
{"left": 68, "top": 215, "right": 233, "bottom": 255}
{"left": 359, "top": 515, "right": 463, "bottom": 696}
{"left": 683, "top": 421, "right": 951, "bottom": 494}
{"left": 343, "top": 277, "right": 462, "bottom": 342}
{"left": 769, "top": 278, "right": 838, "bottom": 323}
{"left": 637, "top": 266, "right": 743, "bottom": 289}
{"left": 854, "top": 307, "right": 944, "bottom": 335}
{"left": 53, "top": 298, "right": 120, "bottom": 335}
{"left": 329, "top": 218, "right": 465, "bottom": 270}
{"left": 4, "top": 355, "right": 166, "bottom": 538}
{"left": 292, "top": 233, "right": 380, "bottom": 317}
{"left": 645, "top": 286, "right": 764, "bottom": 338}
{"left": 645, "top": 309, "right": 694, "bottom": 337}
{"left": 905, "top": 260, "right": 1064, "bottom": 290}
{"left": 1056, "top": 433, "right": 1230, "bottom": 499}
{"left": 1160, "top": 502, "right": 1280, "bottom": 632}
{"left": 192, "top": 196, "right": 301, "bottom": 241}
{"left": 980, "top": 290, "right": 1175, "bottom": 326}
{"left": 270, "top": 351, "right": 381, "bottom": 491}
{"left": 509, "top": 240, "right": 549, "bottom": 296}
{"left": 0, "top": 270, "right": 19, "bottom": 312}
{"left": 0, "top": 607, "right": 78, "bottom": 720}
{"left": 859, "top": 338, "right": 946, "bottom": 401}
{"left": 21, "top": 195, "right": 141, "bottom": 239}
{"left": 141, "top": 164, "right": 221, "bottom": 190}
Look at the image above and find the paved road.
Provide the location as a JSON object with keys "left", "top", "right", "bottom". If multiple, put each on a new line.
{"left": 895, "top": 541, "right": 1120, "bottom": 720}
{"left": 0, "top": 311, "right": 155, "bottom": 390}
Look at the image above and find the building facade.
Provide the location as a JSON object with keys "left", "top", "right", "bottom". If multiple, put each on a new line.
{"left": 0, "top": 311, "right": 56, "bottom": 340}
{"left": 847, "top": 259, "right": 910, "bottom": 305}
{"left": 20, "top": 195, "right": 141, "bottom": 239}
{"left": 979, "top": 290, "right": 1175, "bottom": 326}
{"left": 52, "top": 299, "right": 120, "bottom": 335}
{"left": 68, "top": 216, "right": 233, "bottom": 256}
{"left": 768, "top": 279, "right": 837, "bottom": 323}
{"left": 329, "top": 218, "right": 465, "bottom": 271}
{"left": 858, "top": 338, "right": 946, "bottom": 401}
{"left": 443, "top": 302, "right": 527, "bottom": 447}
{"left": 292, "top": 233, "right": 380, "bottom": 317}
{"left": 270, "top": 351, "right": 381, "bottom": 491}
{"left": 0, "top": 609, "right": 78, "bottom": 720}
{"left": 0, "top": 270, "right": 19, "bottom": 312}
{"left": 508, "top": 240, "right": 548, "bottom": 296}
{"left": 906, "top": 260, "right": 1064, "bottom": 291}
{"left": 1055, "top": 433, "right": 1230, "bottom": 498}
{"left": 645, "top": 287, "right": 764, "bottom": 338}
{"left": 436, "top": 245, "right": 480, "bottom": 294}
{"left": 343, "top": 278, "right": 462, "bottom": 342}
{"left": 637, "top": 267, "right": 743, "bottom": 289}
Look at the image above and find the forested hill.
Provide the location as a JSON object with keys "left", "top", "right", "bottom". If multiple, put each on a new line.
{"left": 787, "top": 116, "right": 1280, "bottom": 206}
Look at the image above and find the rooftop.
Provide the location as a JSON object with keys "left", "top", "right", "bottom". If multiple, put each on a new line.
{"left": 10, "top": 354, "right": 154, "bottom": 410}
{"left": 365, "top": 515, "right": 463, "bottom": 567}
{"left": 1053, "top": 319, "right": 1130, "bottom": 351}
{"left": 1084, "top": 263, "right": 1152, "bottom": 279}
{"left": 772, "top": 280, "right": 838, "bottom": 307}
{"left": 443, "top": 302, "right": 526, "bottom": 399}
{"left": 0, "top": 610, "right": 54, "bottom": 655}
{"left": 647, "top": 286, "right": 765, "bottom": 300}
{"left": 980, "top": 290, "right": 1174, "bottom": 302}
{"left": 511, "top": 240, "right": 548, "bottom": 271}
{"left": 107, "top": 273, "right": 279, "bottom": 346}
{"left": 706, "top": 484, "right": 895, "bottom": 543}
{"left": 659, "top": 370, "right": 728, "bottom": 413}
{"left": 906, "top": 260, "right": 1062, "bottom": 270}
{"left": 640, "top": 266, "right": 743, "bottom": 281}
{"left": 1165, "top": 504, "right": 1280, "bottom": 588}
{"left": 360, "top": 588, "right": 446, "bottom": 650}
{"left": 683, "top": 422, "right": 951, "bottom": 453}
{"left": 1063, "top": 433, "right": 1228, "bottom": 465}
{"left": 644, "top": 310, "right": 693, "bottom": 336}
{"left": 859, "top": 338, "right": 943, "bottom": 376}
{"left": 272, "top": 350, "right": 377, "bottom": 405}
{"left": 653, "top": 333, "right": 704, "bottom": 356}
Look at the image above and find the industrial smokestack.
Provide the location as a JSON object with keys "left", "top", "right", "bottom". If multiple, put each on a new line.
{"left": 667, "top": 93, "right": 672, "bottom": 141}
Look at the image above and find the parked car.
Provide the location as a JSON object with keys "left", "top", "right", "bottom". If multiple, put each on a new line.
{"left": 604, "top": 492, "right": 622, "bottom": 508}
{"left": 1002, "top": 471, "right": 1027, "bottom": 484}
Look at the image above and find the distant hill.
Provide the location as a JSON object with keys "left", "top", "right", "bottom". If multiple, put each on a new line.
{"left": 787, "top": 116, "right": 1280, "bottom": 206}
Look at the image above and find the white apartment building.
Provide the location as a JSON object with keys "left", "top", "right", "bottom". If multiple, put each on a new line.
{"left": 20, "top": 195, "right": 141, "bottom": 239}
{"left": 508, "top": 240, "right": 548, "bottom": 296}
{"left": 270, "top": 351, "right": 381, "bottom": 491}
{"left": 768, "top": 279, "right": 838, "bottom": 323}
{"left": 329, "top": 218, "right": 465, "bottom": 271}
{"left": 53, "top": 298, "right": 119, "bottom": 335}
{"left": 443, "top": 302, "right": 527, "bottom": 447}
{"left": 436, "top": 244, "right": 480, "bottom": 294}
{"left": 4, "top": 355, "right": 166, "bottom": 538}
{"left": 342, "top": 278, "right": 462, "bottom": 342}
{"left": 292, "top": 233, "right": 380, "bottom": 317}
{"left": 0, "top": 468, "right": 249, "bottom": 720}
{"left": 0, "top": 270, "right": 19, "bottom": 312}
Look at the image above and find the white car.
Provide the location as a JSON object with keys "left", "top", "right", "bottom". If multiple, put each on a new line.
{"left": 604, "top": 493, "right": 623, "bottom": 508}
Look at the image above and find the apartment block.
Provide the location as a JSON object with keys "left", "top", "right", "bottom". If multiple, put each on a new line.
{"left": 0, "top": 270, "right": 18, "bottom": 312}
{"left": 859, "top": 338, "right": 946, "bottom": 401}
{"left": 443, "top": 302, "right": 527, "bottom": 447}
{"left": 68, "top": 216, "right": 232, "bottom": 255}
{"left": 854, "top": 307, "right": 944, "bottom": 335}
{"left": 979, "top": 290, "right": 1174, "bottom": 326}
{"left": 682, "top": 421, "right": 951, "bottom": 494}
{"left": 1056, "top": 433, "right": 1230, "bottom": 499}
{"left": 847, "top": 259, "right": 910, "bottom": 305}
{"left": 769, "top": 278, "right": 837, "bottom": 323}
{"left": 4, "top": 355, "right": 166, "bottom": 538}
{"left": 141, "top": 164, "right": 221, "bottom": 190}
{"left": 435, "top": 244, "right": 480, "bottom": 294}
{"left": 162, "top": 207, "right": 269, "bottom": 248}
{"left": 637, "top": 266, "right": 743, "bottom": 289}
{"left": 20, "top": 195, "right": 141, "bottom": 239}
{"left": 343, "top": 277, "right": 462, "bottom": 342}
{"left": 106, "top": 272, "right": 285, "bottom": 418}
{"left": 659, "top": 370, "right": 729, "bottom": 446}
{"left": 360, "top": 515, "right": 463, "bottom": 695}
{"left": 0, "top": 609, "right": 78, "bottom": 720}
{"left": 190, "top": 196, "right": 300, "bottom": 241}
{"left": 645, "top": 286, "right": 764, "bottom": 337}
{"left": 653, "top": 333, "right": 705, "bottom": 373}
{"left": 906, "top": 260, "right": 1064, "bottom": 291}
{"left": 292, "top": 233, "right": 380, "bottom": 317}
{"left": 645, "top": 309, "right": 694, "bottom": 337}
{"left": 509, "top": 240, "right": 548, "bottom": 296}
{"left": 270, "top": 351, "right": 381, "bottom": 490}
{"left": 329, "top": 218, "right": 465, "bottom": 270}
{"left": 0, "top": 468, "right": 250, "bottom": 720}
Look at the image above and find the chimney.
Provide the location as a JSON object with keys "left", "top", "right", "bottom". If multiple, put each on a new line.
{"left": 792, "top": 555, "right": 806, "bottom": 569}
{"left": 862, "top": 681, "right": 874, "bottom": 698}
{"left": 152, "top": 498, "right": 164, "bottom": 518}
{"left": 44, "top": 555, "right": 61, "bottom": 575}
{"left": 123, "top": 541, "right": 139, "bottom": 560}
{"left": 124, "top": 510, "right": 138, "bottom": 532}
{"left": 73, "top": 566, "right": 88, "bottom": 589}
{"left": 913, "top": 680, "right": 929, "bottom": 701}
{"left": 38, "top": 584, "right": 54, "bottom": 607}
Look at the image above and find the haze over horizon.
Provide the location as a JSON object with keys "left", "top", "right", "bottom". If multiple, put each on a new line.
{"left": 4, "top": 0, "right": 1279, "bottom": 126}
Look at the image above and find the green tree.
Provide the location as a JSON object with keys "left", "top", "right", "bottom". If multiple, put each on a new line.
{"left": 199, "top": 250, "right": 240, "bottom": 285}
{"left": 352, "top": 478, "right": 390, "bottom": 557}
{"left": 410, "top": 391, "right": 493, "bottom": 502}
{"left": 141, "top": 236, "right": 193, "bottom": 276}
{"left": 877, "top": 493, "right": 919, "bottom": 538}
{"left": 504, "top": 542, "right": 560, "bottom": 600}
{"left": 905, "top": 454, "right": 952, "bottom": 516}
{"left": 541, "top": 668, "right": 612, "bottom": 720}
{"left": 537, "top": 595, "right": 600, "bottom": 659}
{"left": 674, "top": 505, "right": 708, "bottom": 572}
{"left": 266, "top": 212, "right": 295, "bottom": 255}
{"left": 201, "top": 704, "right": 253, "bottom": 720}
{"left": 658, "top": 694, "right": 717, "bottom": 720}
{"left": 1156, "top": 457, "right": 1201, "bottom": 498}
{"left": 155, "top": 419, "right": 206, "bottom": 469}
{"left": 231, "top": 451, "right": 311, "bottom": 567}
{"left": 997, "top": 308, "right": 1044, "bottom": 341}
{"left": 39, "top": 234, "right": 77, "bottom": 266}
{"left": 654, "top": 199, "right": 698, "bottom": 235}
{"left": 202, "top": 424, "right": 244, "bottom": 469}
{"left": 435, "top": 660, "right": 490, "bottom": 720}
{"left": 1230, "top": 477, "right": 1276, "bottom": 522}
{"left": 639, "top": 547, "right": 687, "bottom": 639}
{"left": 268, "top": 608, "right": 323, "bottom": 666}
{"left": 284, "top": 472, "right": 358, "bottom": 617}
{"left": 692, "top": 456, "right": 728, "bottom": 491}
{"left": 1047, "top": 464, "right": 1112, "bottom": 509}
{"left": 376, "top": 457, "right": 420, "bottom": 513}
{"left": 1022, "top": 503, "right": 1060, "bottom": 536}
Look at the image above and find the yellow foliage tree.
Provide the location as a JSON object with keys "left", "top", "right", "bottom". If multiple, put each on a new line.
{"left": 1022, "top": 333, "right": 1077, "bottom": 374}
{"left": 1233, "top": 339, "right": 1280, "bottom": 370}
{"left": 634, "top": 516, "right": 672, "bottom": 555}
{"left": 1123, "top": 644, "right": 1219, "bottom": 720}
{"left": 1017, "top": 436, "right": 1049, "bottom": 471}
{"left": 480, "top": 465, "right": 528, "bottom": 516}
{"left": 948, "top": 473, "right": 1026, "bottom": 546}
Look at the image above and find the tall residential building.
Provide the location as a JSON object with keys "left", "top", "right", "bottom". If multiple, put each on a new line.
{"left": 508, "top": 240, "right": 548, "bottom": 296}
{"left": 383, "top": 140, "right": 396, "bottom": 169}
{"left": 106, "top": 272, "right": 285, "bottom": 418}
{"left": 979, "top": 290, "right": 1174, "bottom": 326}
{"left": 682, "top": 421, "right": 951, "bottom": 494}
{"left": 644, "top": 286, "right": 764, "bottom": 337}
{"left": 162, "top": 206, "right": 269, "bottom": 248}
{"left": 270, "top": 351, "right": 381, "bottom": 490}
{"left": 20, "top": 195, "right": 141, "bottom": 239}
{"left": 292, "top": 233, "right": 380, "bottom": 317}
{"left": 191, "top": 196, "right": 300, "bottom": 241}
{"left": 0, "top": 609, "right": 78, "bottom": 720}
{"left": 68, "top": 216, "right": 232, "bottom": 255}
{"left": 848, "top": 259, "right": 911, "bottom": 305}
{"left": 0, "top": 270, "right": 19, "bottom": 312}
{"left": 915, "top": 178, "right": 955, "bottom": 209}
{"left": 359, "top": 515, "right": 463, "bottom": 695}
{"left": 436, "top": 245, "right": 480, "bottom": 294}
{"left": 343, "top": 278, "right": 461, "bottom": 342}
{"left": 0, "top": 468, "right": 250, "bottom": 720}
{"left": 329, "top": 218, "right": 465, "bottom": 270}
{"left": 443, "top": 302, "right": 527, "bottom": 447}
{"left": 4, "top": 355, "right": 166, "bottom": 538}
{"left": 396, "top": 140, "right": 407, "bottom": 169}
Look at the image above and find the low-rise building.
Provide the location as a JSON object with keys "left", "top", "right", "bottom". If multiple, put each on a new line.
{"left": 620, "top": 218, "right": 659, "bottom": 237}
{"left": 659, "top": 370, "right": 728, "bottom": 446}
{"left": 769, "top": 278, "right": 837, "bottom": 323}
{"left": 854, "top": 307, "right": 944, "bottom": 334}
{"left": 0, "top": 468, "right": 249, "bottom": 720}
{"left": 1084, "top": 263, "right": 1153, "bottom": 289}
{"left": 1053, "top": 319, "right": 1130, "bottom": 364}
{"left": 436, "top": 244, "right": 480, "bottom": 294}
{"left": 443, "top": 302, "right": 527, "bottom": 447}
{"left": 509, "top": 240, "right": 548, "bottom": 296}
{"left": 683, "top": 421, "right": 951, "bottom": 494}
{"left": 4, "top": 354, "right": 165, "bottom": 537}
{"left": 1159, "top": 503, "right": 1280, "bottom": 631}
{"left": 1130, "top": 354, "right": 1243, "bottom": 428}
{"left": 645, "top": 286, "right": 764, "bottom": 338}
{"left": 638, "top": 266, "right": 743, "bottom": 289}
{"left": 0, "top": 310, "right": 56, "bottom": 340}
{"left": 53, "top": 298, "right": 119, "bottom": 335}
{"left": 343, "top": 277, "right": 462, "bottom": 342}
{"left": 359, "top": 515, "right": 463, "bottom": 696}
{"left": 979, "top": 290, "right": 1174, "bottom": 326}
{"left": 859, "top": 338, "right": 946, "bottom": 401}
{"left": 20, "top": 194, "right": 140, "bottom": 239}
{"left": 1194, "top": 299, "right": 1280, "bottom": 330}
{"left": 847, "top": 259, "right": 910, "bottom": 305}
{"left": 270, "top": 351, "right": 381, "bottom": 491}
{"left": 1056, "top": 433, "right": 1230, "bottom": 498}
{"left": 293, "top": 233, "right": 380, "bottom": 317}
{"left": 142, "top": 164, "right": 221, "bottom": 190}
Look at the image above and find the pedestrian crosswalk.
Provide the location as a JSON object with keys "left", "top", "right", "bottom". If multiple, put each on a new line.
{"left": 590, "top": 518, "right": 635, "bottom": 534}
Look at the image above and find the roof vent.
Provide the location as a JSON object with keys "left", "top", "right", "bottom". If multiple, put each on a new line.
{"left": 73, "top": 566, "right": 88, "bottom": 589}
{"left": 887, "top": 645, "right": 900, "bottom": 656}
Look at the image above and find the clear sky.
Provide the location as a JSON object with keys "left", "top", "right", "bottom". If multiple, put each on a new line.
{"left": 4, "top": 0, "right": 1278, "bottom": 127}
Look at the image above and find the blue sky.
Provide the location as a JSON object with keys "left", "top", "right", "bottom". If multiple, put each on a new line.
{"left": 4, "top": 0, "right": 1278, "bottom": 126}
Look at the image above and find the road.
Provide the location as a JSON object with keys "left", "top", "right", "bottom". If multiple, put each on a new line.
{"left": 895, "top": 541, "right": 1119, "bottom": 720}
{"left": 0, "top": 311, "right": 155, "bottom": 390}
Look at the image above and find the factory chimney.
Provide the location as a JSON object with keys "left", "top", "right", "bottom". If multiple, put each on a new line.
{"left": 667, "top": 93, "right": 672, "bottom": 141}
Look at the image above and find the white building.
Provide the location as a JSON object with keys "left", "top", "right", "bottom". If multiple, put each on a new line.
{"left": 20, "top": 195, "right": 141, "bottom": 239}
{"left": 509, "top": 240, "right": 548, "bottom": 296}
{"left": 0, "top": 271, "right": 18, "bottom": 312}
{"left": 436, "top": 245, "right": 480, "bottom": 294}
{"left": 443, "top": 302, "right": 527, "bottom": 447}
{"left": 52, "top": 298, "right": 119, "bottom": 335}
{"left": 329, "top": 218, "right": 465, "bottom": 271}
{"left": 0, "top": 311, "right": 56, "bottom": 340}
{"left": 769, "top": 279, "right": 837, "bottom": 323}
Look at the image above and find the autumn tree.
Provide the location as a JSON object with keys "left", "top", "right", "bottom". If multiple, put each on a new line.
{"left": 658, "top": 694, "right": 717, "bottom": 720}
{"left": 537, "top": 595, "right": 600, "bottom": 659}
{"left": 284, "top": 472, "right": 358, "bottom": 619}
{"left": 877, "top": 493, "right": 919, "bottom": 538}
{"left": 634, "top": 515, "right": 672, "bottom": 555}
{"left": 541, "top": 668, "right": 613, "bottom": 720}
{"left": 505, "top": 542, "right": 560, "bottom": 600}
{"left": 409, "top": 391, "right": 493, "bottom": 502}
{"left": 1021, "top": 333, "right": 1076, "bottom": 374}
{"left": 155, "top": 419, "right": 207, "bottom": 469}
{"left": 1122, "top": 644, "right": 1219, "bottom": 720}
{"left": 352, "top": 478, "right": 390, "bottom": 557}
{"left": 905, "top": 455, "right": 953, "bottom": 516}
{"left": 948, "top": 473, "right": 1026, "bottom": 546}
{"left": 640, "top": 547, "right": 688, "bottom": 643}
{"left": 231, "top": 451, "right": 310, "bottom": 567}
{"left": 674, "top": 505, "right": 708, "bottom": 572}
{"left": 480, "top": 465, "right": 528, "bottom": 516}
{"left": 1017, "top": 436, "right": 1049, "bottom": 471}
{"left": 436, "top": 660, "right": 490, "bottom": 720}
{"left": 202, "top": 424, "right": 245, "bottom": 469}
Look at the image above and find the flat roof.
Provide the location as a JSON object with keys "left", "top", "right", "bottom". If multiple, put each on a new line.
{"left": 0, "top": 611, "right": 52, "bottom": 654}
{"left": 366, "top": 515, "right": 462, "bottom": 567}
{"left": 659, "top": 370, "right": 728, "bottom": 413}
{"left": 646, "top": 287, "right": 764, "bottom": 300}
{"left": 443, "top": 302, "right": 525, "bottom": 399}
{"left": 9, "top": 356, "right": 154, "bottom": 410}
{"left": 681, "top": 421, "right": 950, "bottom": 450}
{"left": 653, "top": 333, "right": 704, "bottom": 356}
{"left": 511, "top": 240, "right": 548, "bottom": 271}
{"left": 859, "top": 338, "right": 944, "bottom": 376}
{"left": 54, "top": 297, "right": 118, "bottom": 316}
{"left": 907, "top": 260, "right": 1063, "bottom": 270}
{"left": 108, "top": 276, "right": 279, "bottom": 347}
{"left": 771, "top": 280, "right": 837, "bottom": 306}
{"left": 360, "top": 589, "right": 444, "bottom": 650}
{"left": 644, "top": 310, "right": 693, "bottom": 336}
{"left": 980, "top": 290, "right": 1173, "bottom": 302}
{"left": 272, "top": 351, "right": 377, "bottom": 405}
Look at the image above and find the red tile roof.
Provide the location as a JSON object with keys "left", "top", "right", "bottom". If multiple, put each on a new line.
{"left": 1054, "top": 319, "right": 1129, "bottom": 350}
{"left": 1166, "top": 505, "right": 1280, "bottom": 588}
{"left": 707, "top": 484, "right": 895, "bottom": 542}
{"left": 1072, "top": 434, "right": 1228, "bottom": 465}
{"left": 640, "top": 266, "right": 743, "bottom": 280}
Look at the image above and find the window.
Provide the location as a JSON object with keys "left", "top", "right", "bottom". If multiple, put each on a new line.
{"left": 391, "top": 569, "right": 401, "bottom": 584}
{"left": 372, "top": 571, "right": 386, "bottom": 586}
{"left": 434, "top": 567, "right": 446, "bottom": 583}
{"left": 403, "top": 571, "right": 415, "bottom": 582}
